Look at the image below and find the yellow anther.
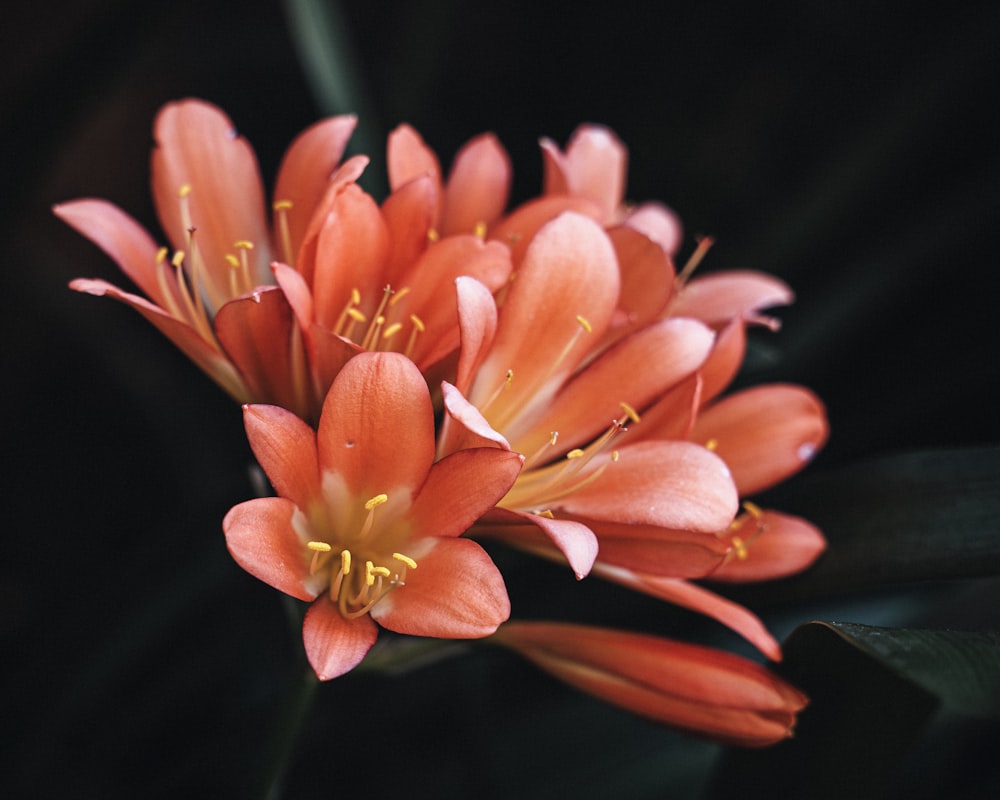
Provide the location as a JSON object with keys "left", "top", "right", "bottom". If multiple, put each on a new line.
{"left": 307, "top": 541, "right": 332, "bottom": 552}
{"left": 233, "top": 240, "right": 254, "bottom": 250}
{"left": 474, "top": 221, "right": 487, "bottom": 238}
{"left": 575, "top": 315, "right": 593, "bottom": 333}
{"left": 365, "top": 493, "right": 389, "bottom": 510}
{"left": 505, "top": 369, "right": 514, "bottom": 386}
{"left": 382, "top": 322, "right": 403, "bottom": 340}
{"left": 549, "top": 431, "right": 559, "bottom": 446}
{"left": 536, "top": 510, "right": 555, "bottom": 519}
{"left": 364, "top": 560, "right": 376, "bottom": 586}
{"left": 347, "top": 308, "right": 367, "bottom": 323}
{"left": 156, "top": 247, "right": 169, "bottom": 264}
{"left": 410, "top": 314, "right": 425, "bottom": 332}
{"left": 392, "top": 553, "right": 418, "bottom": 570}
{"left": 619, "top": 402, "right": 641, "bottom": 423}
{"left": 341, "top": 549, "right": 352, "bottom": 574}
{"left": 389, "top": 286, "right": 411, "bottom": 306}
{"left": 566, "top": 449, "right": 585, "bottom": 460}
{"left": 350, "top": 288, "right": 361, "bottom": 305}
{"left": 371, "top": 566, "right": 391, "bottom": 578}
{"left": 178, "top": 184, "right": 192, "bottom": 198}
{"left": 705, "top": 438, "right": 718, "bottom": 452}
{"left": 731, "top": 536, "right": 749, "bottom": 560}
{"left": 611, "top": 450, "right": 620, "bottom": 462}
{"left": 171, "top": 251, "right": 185, "bottom": 268}
{"left": 225, "top": 254, "right": 241, "bottom": 268}
{"left": 427, "top": 228, "right": 440, "bottom": 242}
{"left": 273, "top": 199, "right": 294, "bottom": 211}
{"left": 742, "top": 501, "right": 764, "bottom": 519}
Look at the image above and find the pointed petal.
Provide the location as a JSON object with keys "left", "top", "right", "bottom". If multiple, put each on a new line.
{"left": 381, "top": 175, "right": 436, "bottom": 283}
{"left": 622, "top": 202, "right": 684, "bottom": 258}
{"left": 409, "top": 447, "right": 523, "bottom": 538}
{"left": 471, "top": 212, "right": 620, "bottom": 425}
{"left": 496, "top": 622, "right": 806, "bottom": 745}
{"left": 474, "top": 507, "right": 599, "bottom": 579}
{"left": 510, "top": 318, "right": 714, "bottom": 457}
{"left": 272, "top": 114, "right": 357, "bottom": 263}
{"left": 214, "top": 287, "right": 306, "bottom": 415}
{"left": 303, "top": 595, "right": 379, "bottom": 679}
{"left": 223, "top": 498, "right": 316, "bottom": 601}
{"left": 691, "top": 384, "right": 829, "bottom": 495}
{"left": 151, "top": 99, "right": 271, "bottom": 307}
{"left": 317, "top": 352, "right": 435, "bottom": 497}
{"left": 441, "top": 133, "right": 511, "bottom": 235}
{"left": 241, "top": 403, "right": 321, "bottom": 511}
{"left": 387, "top": 124, "right": 442, "bottom": 193}
{"left": 488, "top": 195, "right": 603, "bottom": 265}
{"left": 557, "top": 441, "right": 738, "bottom": 533}
{"left": 69, "top": 278, "right": 247, "bottom": 401}
{"left": 55, "top": 200, "right": 164, "bottom": 304}
{"left": 712, "top": 510, "right": 826, "bottom": 582}
{"left": 372, "top": 537, "right": 509, "bottom": 637}
{"left": 595, "top": 565, "right": 781, "bottom": 660}
{"left": 542, "top": 125, "right": 627, "bottom": 223}
{"left": 669, "top": 270, "right": 794, "bottom": 329}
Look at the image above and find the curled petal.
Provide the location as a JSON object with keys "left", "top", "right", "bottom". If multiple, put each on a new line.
{"left": 442, "top": 132, "right": 511, "bottom": 236}
{"left": 495, "top": 622, "right": 806, "bottom": 746}
{"left": 372, "top": 537, "right": 510, "bottom": 638}
{"left": 223, "top": 497, "right": 316, "bottom": 602}
{"left": 303, "top": 595, "right": 379, "bottom": 680}
{"left": 669, "top": 270, "right": 794, "bottom": 330}
{"left": 439, "top": 381, "right": 512, "bottom": 454}
{"left": 691, "top": 384, "right": 829, "bottom": 495}
{"left": 711, "top": 510, "right": 826, "bottom": 582}
{"left": 475, "top": 507, "right": 599, "bottom": 579}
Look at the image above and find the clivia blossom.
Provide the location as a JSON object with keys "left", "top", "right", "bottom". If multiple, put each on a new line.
{"left": 223, "top": 351, "right": 523, "bottom": 679}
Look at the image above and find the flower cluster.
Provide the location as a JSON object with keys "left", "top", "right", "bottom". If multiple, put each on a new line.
{"left": 61, "top": 99, "right": 828, "bottom": 746}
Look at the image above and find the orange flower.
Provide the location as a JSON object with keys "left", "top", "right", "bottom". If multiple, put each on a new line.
{"left": 223, "top": 352, "right": 523, "bottom": 679}
{"left": 494, "top": 622, "right": 808, "bottom": 747}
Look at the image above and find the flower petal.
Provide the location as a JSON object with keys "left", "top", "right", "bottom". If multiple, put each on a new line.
{"left": 622, "top": 202, "right": 684, "bottom": 258}
{"left": 439, "top": 381, "right": 512, "bottom": 455}
{"left": 453, "top": 275, "right": 498, "bottom": 395}
{"left": 371, "top": 537, "right": 510, "bottom": 637}
{"left": 711, "top": 509, "right": 827, "bottom": 582}
{"left": 151, "top": 99, "right": 272, "bottom": 308}
{"left": 442, "top": 133, "right": 511, "bottom": 235}
{"left": 223, "top": 497, "right": 316, "bottom": 601}
{"left": 691, "top": 384, "right": 829, "bottom": 495}
{"left": 317, "top": 352, "right": 435, "bottom": 498}
{"left": 272, "top": 114, "right": 357, "bottom": 264}
{"left": 241, "top": 403, "right": 321, "bottom": 511}
{"left": 556, "top": 441, "right": 739, "bottom": 533}
{"left": 488, "top": 195, "right": 603, "bottom": 266}
{"left": 474, "top": 507, "right": 599, "bottom": 579}
{"left": 541, "top": 125, "right": 627, "bottom": 223}
{"left": 387, "top": 124, "right": 442, "bottom": 195}
{"left": 303, "top": 594, "right": 379, "bottom": 679}
{"left": 669, "top": 270, "right": 794, "bottom": 329}
{"left": 603, "top": 225, "right": 676, "bottom": 347}
{"left": 381, "top": 174, "right": 436, "bottom": 282}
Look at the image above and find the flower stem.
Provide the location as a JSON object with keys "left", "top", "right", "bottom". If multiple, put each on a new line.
{"left": 259, "top": 663, "right": 319, "bottom": 800}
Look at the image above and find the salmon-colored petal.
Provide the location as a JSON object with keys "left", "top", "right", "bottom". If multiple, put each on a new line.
{"left": 474, "top": 507, "right": 599, "bottom": 579}
{"left": 472, "top": 213, "right": 620, "bottom": 429}
{"left": 541, "top": 125, "right": 627, "bottom": 223}
{"left": 603, "top": 226, "right": 676, "bottom": 347}
{"left": 310, "top": 184, "right": 391, "bottom": 330}
{"left": 691, "top": 384, "right": 829, "bottom": 495}
{"left": 438, "top": 381, "right": 511, "bottom": 456}
{"left": 622, "top": 202, "right": 684, "bottom": 258}
{"left": 409, "top": 448, "right": 523, "bottom": 539}
{"left": 669, "top": 270, "right": 794, "bottom": 330}
{"left": 397, "top": 235, "right": 512, "bottom": 369}
{"left": 371, "top": 537, "right": 509, "bottom": 637}
{"left": 241, "top": 404, "right": 321, "bottom": 511}
{"left": 303, "top": 595, "right": 379, "bottom": 679}
{"left": 214, "top": 287, "right": 306, "bottom": 415}
{"left": 496, "top": 622, "right": 805, "bottom": 745}
{"left": 555, "top": 441, "right": 738, "bottom": 533}
{"left": 630, "top": 373, "right": 703, "bottom": 443}
{"left": 151, "top": 99, "right": 272, "bottom": 308}
{"left": 381, "top": 175, "right": 436, "bottom": 283}
{"left": 442, "top": 133, "right": 511, "bottom": 236}
{"left": 271, "top": 262, "right": 315, "bottom": 336}
{"left": 69, "top": 278, "right": 247, "bottom": 401}
{"left": 387, "top": 124, "right": 442, "bottom": 195}
{"left": 488, "top": 195, "right": 603, "bottom": 265}
{"left": 595, "top": 565, "right": 782, "bottom": 660}
{"left": 55, "top": 200, "right": 165, "bottom": 305}
{"left": 511, "top": 318, "right": 714, "bottom": 457}
{"left": 272, "top": 114, "right": 357, "bottom": 264}
{"left": 223, "top": 497, "right": 315, "bottom": 601}
{"left": 711, "top": 509, "right": 826, "bottom": 582}
{"left": 316, "top": 352, "right": 435, "bottom": 497}
{"left": 453, "top": 276, "right": 498, "bottom": 395}
{"left": 699, "top": 317, "right": 746, "bottom": 404}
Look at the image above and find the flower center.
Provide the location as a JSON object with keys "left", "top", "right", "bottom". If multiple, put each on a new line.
{"left": 332, "top": 285, "right": 425, "bottom": 358}
{"left": 720, "top": 502, "right": 766, "bottom": 563}
{"left": 305, "top": 493, "right": 418, "bottom": 618}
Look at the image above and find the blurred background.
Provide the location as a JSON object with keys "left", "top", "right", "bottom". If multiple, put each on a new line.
{"left": 3, "top": 1, "right": 998, "bottom": 797}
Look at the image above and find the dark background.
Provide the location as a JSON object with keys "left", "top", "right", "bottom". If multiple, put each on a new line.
{"left": 3, "top": 1, "right": 998, "bottom": 798}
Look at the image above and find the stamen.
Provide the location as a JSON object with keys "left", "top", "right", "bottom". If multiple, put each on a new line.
{"left": 575, "top": 315, "right": 593, "bottom": 334}
{"left": 392, "top": 553, "right": 418, "bottom": 570}
{"left": 341, "top": 549, "right": 352, "bottom": 575}
{"left": 388, "top": 286, "right": 411, "bottom": 307}
{"left": 705, "top": 438, "right": 718, "bottom": 452}
{"left": 273, "top": 199, "right": 295, "bottom": 265}
{"left": 480, "top": 369, "right": 514, "bottom": 415}
{"left": 474, "top": 221, "right": 487, "bottom": 238}
{"left": 427, "top": 228, "right": 440, "bottom": 242}
{"left": 619, "top": 402, "right": 641, "bottom": 424}
{"left": 382, "top": 322, "right": 404, "bottom": 341}
{"left": 357, "top": 493, "right": 388, "bottom": 539}
{"left": 365, "top": 494, "right": 389, "bottom": 510}
{"left": 404, "top": 314, "right": 425, "bottom": 358}
{"left": 676, "top": 235, "right": 714, "bottom": 285}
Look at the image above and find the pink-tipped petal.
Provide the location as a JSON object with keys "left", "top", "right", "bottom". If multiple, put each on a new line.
{"left": 316, "top": 353, "right": 435, "bottom": 497}
{"left": 542, "top": 125, "right": 627, "bottom": 223}
{"left": 303, "top": 595, "right": 379, "bottom": 679}
{"left": 670, "top": 270, "right": 794, "bottom": 329}
{"left": 691, "top": 384, "right": 829, "bottom": 495}
{"left": 223, "top": 498, "right": 316, "bottom": 601}
{"left": 453, "top": 276, "right": 499, "bottom": 395}
{"left": 439, "top": 381, "right": 512, "bottom": 456}
{"left": 442, "top": 132, "right": 511, "bottom": 235}
{"left": 622, "top": 202, "right": 684, "bottom": 258}
{"left": 372, "top": 537, "right": 510, "bottom": 637}
{"left": 475, "top": 507, "right": 599, "bottom": 579}
{"left": 711, "top": 510, "right": 827, "bottom": 582}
